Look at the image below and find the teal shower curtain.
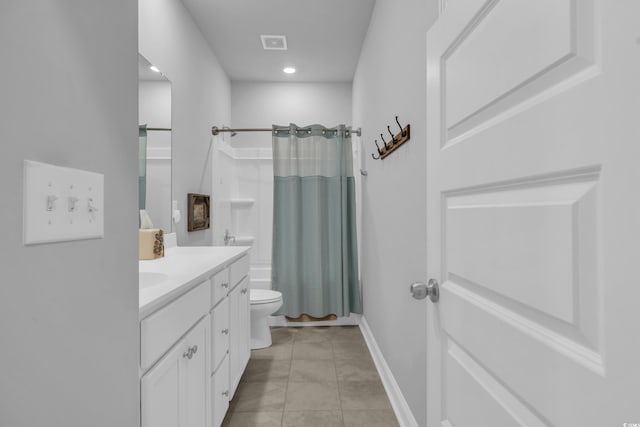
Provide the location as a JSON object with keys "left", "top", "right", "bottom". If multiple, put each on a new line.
{"left": 139, "top": 124, "right": 147, "bottom": 211}
{"left": 271, "top": 124, "right": 362, "bottom": 318}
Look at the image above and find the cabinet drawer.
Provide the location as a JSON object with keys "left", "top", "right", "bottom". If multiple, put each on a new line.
{"left": 211, "top": 268, "right": 229, "bottom": 307}
{"left": 141, "top": 280, "right": 211, "bottom": 371}
{"left": 211, "top": 297, "right": 229, "bottom": 373}
{"left": 211, "top": 356, "right": 230, "bottom": 427}
{"left": 229, "top": 254, "right": 249, "bottom": 287}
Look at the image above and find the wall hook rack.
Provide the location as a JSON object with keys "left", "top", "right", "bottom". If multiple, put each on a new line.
{"left": 371, "top": 116, "right": 410, "bottom": 160}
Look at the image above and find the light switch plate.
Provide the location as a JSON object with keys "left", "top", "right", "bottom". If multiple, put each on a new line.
{"left": 23, "top": 160, "right": 104, "bottom": 245}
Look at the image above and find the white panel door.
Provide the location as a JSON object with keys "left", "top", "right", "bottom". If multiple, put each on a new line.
{"left": 426, "top": 1, "right": 640, "bottom": 426}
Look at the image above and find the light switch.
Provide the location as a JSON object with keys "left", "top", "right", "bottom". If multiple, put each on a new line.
{"left": 23, "top": 160, "right": 104, "bottom": 245}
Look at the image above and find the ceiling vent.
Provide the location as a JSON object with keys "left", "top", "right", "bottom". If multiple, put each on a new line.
{"left": 261, "top": 35, "right": 288, "bottom": 50}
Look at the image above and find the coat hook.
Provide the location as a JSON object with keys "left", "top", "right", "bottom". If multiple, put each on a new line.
{"left": 387, "top": 125, "right": 398, "bottom": 143}
{"left": 396, "top": 116, "right": 406, "bottom": 137}
{"left": 374, "top": 139, "right": 383, "bottom": 154}
{"left": 380, "top": 133, "right": 390, "bottom": 149}
{"left": 372, "top": 139, "right": 382, "bottom": 160}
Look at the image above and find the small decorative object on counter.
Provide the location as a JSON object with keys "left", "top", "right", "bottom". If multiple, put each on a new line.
{"left": 139, "top": 228, "right": 164, "bottom": 260}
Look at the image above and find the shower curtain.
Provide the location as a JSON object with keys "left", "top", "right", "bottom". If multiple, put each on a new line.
{"left": 271, "top": 124, "right": 362, "bottom": 318}
{"left": 138, "top": 124, "right": 147, "bottom": 211}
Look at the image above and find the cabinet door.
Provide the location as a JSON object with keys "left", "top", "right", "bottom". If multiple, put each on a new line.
{"left": 183, "top": 318, "right": 208, "bottom": 427}
{"left": 211, "top": 356, "right": 230, "bottom": 427}
{"left": 141, "top": 317, "right": 209, "bottom": 427}
{"left": 228, "top": 283, "right": 242, "bottom": 398}
{"left": 239, "top": 277, "right": 251, "bottom": 371}
{"left": 141, "top": 338, "right": 182, "bottom": 427}
{"left": 228, "top": 276, "right": 251, "bottom": 398}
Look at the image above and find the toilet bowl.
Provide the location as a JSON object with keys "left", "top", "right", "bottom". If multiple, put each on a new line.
{"left": 249, "top": 289, "right": 283, "bottom": 350}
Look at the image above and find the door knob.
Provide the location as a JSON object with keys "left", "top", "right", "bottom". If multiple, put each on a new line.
{"left": 410, "top": 279, "right": 440, "bottom": 303}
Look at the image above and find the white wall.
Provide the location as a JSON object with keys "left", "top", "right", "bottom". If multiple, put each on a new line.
{"left": 227, "top": 82, "right": 353, "bottom": 279}
{"left": 139, "top": 0, "right": 231, "bottom": 246}
{"left": 0, "top": 2, "right": 139, "bottom": 426}
{"left": 231, "top": 82, "right": 353, "bottom": 148}
{"left": 139, "top": 80, "right": 172, "bottom": 233}
{"left": 353, "top": 0, "right": 439, "bottom": 425}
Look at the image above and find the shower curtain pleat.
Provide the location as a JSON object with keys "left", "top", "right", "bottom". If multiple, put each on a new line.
{"left": 271, "top": 124, "right": 362, "bottom": 318}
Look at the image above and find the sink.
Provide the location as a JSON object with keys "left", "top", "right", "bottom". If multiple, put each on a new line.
{"left": 139, "top": 272, "right": 169, "bottom": 289}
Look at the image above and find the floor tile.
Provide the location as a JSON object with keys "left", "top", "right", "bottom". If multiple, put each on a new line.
{"left": 283, "top": 410, "right": 344, "bottom": 427}
{"left": 293, "top": 326, "right": 334, "bottom": 343}
{"left": 290, "top": 359, "right": 337, "bottom": 383}
{"left": 338, "top": 380, "right": 392, "bottom": 410}
{"left": 241, "top": 359, "right": 291, "bottom": 383}
{"left": 224, "top": 411, "right": 283, "bottom": 427}
{"left": 251, "top": 342, "right": 293, "bottom": 360}
{"left": 292, "top": 341, "right": 334, "bottom": 360}
{"left": 335, "top": 358, "right": 378, "bottom": 382}
{"left": 342, "top": 409, "right": 400, "bottom": 427}
{"left": 331, "top": 340, "right": 369, "bottom": 360}
{"left": 271, "top": 327, "right": 295, "bottom": 345}
{"left": 328, "top": 326, "right": 363, "bottom": 340}
{"left": 233, "top": 380, "right": 287, "bottom": 412}
{"left": 225, "top": 327, "right": 398, "bottom": 426}
{"left": 285, "top": 381, "right": 341, "bottom": 411}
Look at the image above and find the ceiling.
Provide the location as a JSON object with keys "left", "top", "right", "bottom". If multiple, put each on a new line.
{"left": 181, "top": 0, "right": 376, "bottom": 83}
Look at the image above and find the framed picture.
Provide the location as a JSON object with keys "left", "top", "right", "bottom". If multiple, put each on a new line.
{"left": 187, "top": 193, "right": 210, "bottom": 232}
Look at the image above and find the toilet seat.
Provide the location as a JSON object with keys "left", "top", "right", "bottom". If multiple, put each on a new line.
{"left": 250, "top": 289, "right": 282, "bottom": 305}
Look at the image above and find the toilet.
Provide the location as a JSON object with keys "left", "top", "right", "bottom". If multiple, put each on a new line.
{"left": 249, "top": 289, "right": 283, "bottom": 350}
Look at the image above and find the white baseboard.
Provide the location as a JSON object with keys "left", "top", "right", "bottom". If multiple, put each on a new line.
{"left": 359, "top": 317, "right": 419, "bottom": 427}
{"left": 268, "top": 313, "right": 361, "bottom": 327}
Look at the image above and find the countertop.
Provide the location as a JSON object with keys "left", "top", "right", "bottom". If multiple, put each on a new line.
{"left": 139, "top": 246, "right": 250, "bottom": 319}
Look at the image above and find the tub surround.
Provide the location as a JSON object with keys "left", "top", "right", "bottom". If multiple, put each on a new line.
{"left": 139, "top": 246, "right": 249, "bottom": 318}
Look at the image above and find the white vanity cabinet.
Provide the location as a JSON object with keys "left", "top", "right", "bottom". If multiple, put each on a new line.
{"left": 140, "top": 248, "right": 250, "bottom": 427}
{"left": 140, "top": 288, "right": 209, "bottom": 427}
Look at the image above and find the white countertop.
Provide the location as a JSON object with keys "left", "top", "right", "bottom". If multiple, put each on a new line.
{"left": 139, "top": 246, "right": 250, "bottom": 319}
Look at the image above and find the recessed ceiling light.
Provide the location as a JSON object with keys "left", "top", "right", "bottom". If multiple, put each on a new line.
{"left": 283, "top": 67, "right": 296, "bottom": 74}
{"left": 149, "top": 65, "right": 160, "bottom": 73}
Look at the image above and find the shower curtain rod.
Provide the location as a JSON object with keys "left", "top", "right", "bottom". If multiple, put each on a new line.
{"left": 146, "top": 127, "right": 171, "bottom": 131}
{"left": 211, "top": 126, "right": 361, "bottom": 137}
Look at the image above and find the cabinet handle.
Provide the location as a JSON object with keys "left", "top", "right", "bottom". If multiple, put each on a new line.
{"left": 221, "top": 328, "right": 229, "bottom": 335}
{"left": 221, "top": 282, "right": 229, "bottom": 289}
{"left": 182, "top": 345, "right": 198, "bottom": 359}
{"left": 222, "top": 390, "right": 229, "bottom": 397}
{"left": 241, "top": 288, "right": 248, "bottom": 294}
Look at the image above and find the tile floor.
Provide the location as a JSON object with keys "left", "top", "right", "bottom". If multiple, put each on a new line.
{"left": 222, "top": 326, "right": 400, "bottom": 427}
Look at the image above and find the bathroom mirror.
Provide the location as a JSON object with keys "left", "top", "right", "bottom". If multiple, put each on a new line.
{"left": 138, "top": 53, "right": 172, "bottom": 233}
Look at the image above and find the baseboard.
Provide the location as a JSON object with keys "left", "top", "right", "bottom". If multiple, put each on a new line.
{"left": 359, "top": 317, "right": 419, "bottom": 427}
{"left": 268, "top": 313, "right": 361, "bottom": 327}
